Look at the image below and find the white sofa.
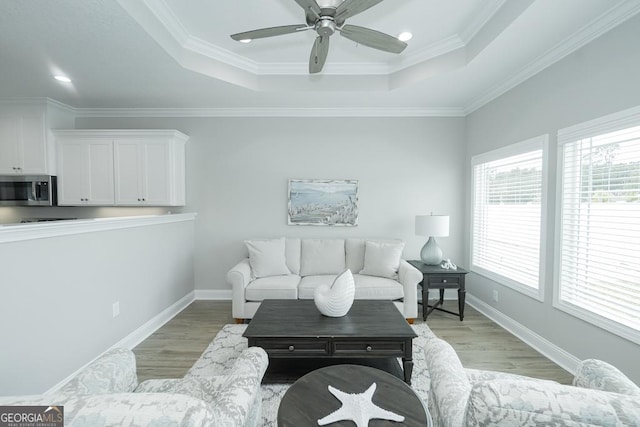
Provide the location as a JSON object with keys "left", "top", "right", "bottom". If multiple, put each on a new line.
{"left": 0, "top": 346, "right": 269, "bottom": 427}
{"left": 227, "top": 238, "right": 423, "bottom": 322}
{"left": 424, "top": 332, "right": 640, "bottom": 426}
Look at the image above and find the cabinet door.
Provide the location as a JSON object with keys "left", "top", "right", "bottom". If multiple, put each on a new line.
{"left": 19, "top": 114, "right": 47, "bottom": 174}
{"left": 114, "top": 139, "right": 172, "bottom": 206}
{"left": 57, "top": 141, "right": 87, "bottom": 205}
{"left": 0, "top": 115, "right": 20, "bottom": 173}
{"left": 114, "top": 140, "right": 144, "bottom": 205}
{"left": 57, "top": 139, "right": 114, "bottom": 206}
{"left": 143, "top": 141, "right": 171, "bottom": 205}
{"left": 86, "top": 142, "right": 115, "bottom": 205}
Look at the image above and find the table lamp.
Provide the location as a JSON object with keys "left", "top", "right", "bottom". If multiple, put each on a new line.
{"left": 415, "top": 214, "right": 449, "bottom": 265}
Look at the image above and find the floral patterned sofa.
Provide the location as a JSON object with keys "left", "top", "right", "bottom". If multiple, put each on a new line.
{"left": 424, "top": 333, "right": 640, "bottom": 426}
{"left": 0, "top": 346, "right": 268, "bottom": 426}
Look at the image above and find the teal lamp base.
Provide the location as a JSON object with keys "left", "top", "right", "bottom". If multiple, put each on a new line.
{"left": 420, "top": 236, "right": 443, "bottom": 265}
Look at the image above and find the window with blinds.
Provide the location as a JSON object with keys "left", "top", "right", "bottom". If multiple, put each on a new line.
{"left": 471, "top": 136, "right": 548, "bottom": 300}
{"left": 556, "top": 108, "right": 640, "bottom": 343}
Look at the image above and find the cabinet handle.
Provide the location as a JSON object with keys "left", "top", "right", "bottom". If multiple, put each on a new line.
{"left": 366, "top": 345, "right": 372, "bottom": 352}
{"left": 142, "top": 198, "right": 145, "bottom": 202}
{"left": 137, "top": 198, "right": 141, "bottom": 202}
{"left": 443, "top": 279, "right": 447, "bottom": 283}
{"left": 288, "top": 345, "right": 295, "bottom": 352}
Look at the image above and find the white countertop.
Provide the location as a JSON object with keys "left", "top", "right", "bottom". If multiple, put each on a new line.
{"left": 0, "top": 213, "right": 197, "bottom": 243}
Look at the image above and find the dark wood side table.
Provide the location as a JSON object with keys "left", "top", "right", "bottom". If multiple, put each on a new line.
{"left": 277, "top": 364, "right": 432, "bottom": 427}
{"left": 408, "top": 261, "right": 468, "bottom": 321}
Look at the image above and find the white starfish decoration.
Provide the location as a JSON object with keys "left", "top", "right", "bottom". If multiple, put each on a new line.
{"left": 317, "top": 383, "right": 405, "bottom": 427}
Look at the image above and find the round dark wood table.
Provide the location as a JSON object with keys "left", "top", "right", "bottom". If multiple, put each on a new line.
{"left": 277, "top": 364, "right": 432, "bottom": 427}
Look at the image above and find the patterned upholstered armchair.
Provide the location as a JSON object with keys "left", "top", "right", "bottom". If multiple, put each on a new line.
{"left": 424, "top": 333, "right": 640, "bottom": 426}
{"left": 0, "top": 347, "right": 268, "bottom": 427}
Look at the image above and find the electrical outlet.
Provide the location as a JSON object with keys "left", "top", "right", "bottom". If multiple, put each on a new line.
{"left": 492, "top": 290, "right": 499, "bottom": 303}
{"left": 112, "top": 302, "right": 120, "bottom": 318}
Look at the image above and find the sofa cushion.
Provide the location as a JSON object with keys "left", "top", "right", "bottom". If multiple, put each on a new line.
{"left": 346, "top": 238, "right": 366, "bottom": 273}
{"left": 353, "top": 274, "right": 404, "bottom": 300}
{"left": 360, "top": 240, "right": 405, "bottom": 279}
{"left": 245, "top": 275, "right": 300, "bottom": 301}
{"left": 285, "top": 238, "right": 301, "bottom": 275}
{"left": 245, "top": 238, "right": 291, "bottom": 278}
{"left": 300, "top": 239, "right": 346, "bottom": 276}
{"left": 298, "top": 275, "right": 336, "bottom": 299}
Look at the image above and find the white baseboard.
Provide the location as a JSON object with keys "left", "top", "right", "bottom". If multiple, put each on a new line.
{"left": 45, "top": 291, "right": 196, "bottom": 394}
{"left": 466, "top": 294, "right": 581, "bottom": 375}
{"left": 110, "top": 291, "right": 196, "bottom": 350}
{"left": 194, "top": 289, "right": 232, "bottom": 300}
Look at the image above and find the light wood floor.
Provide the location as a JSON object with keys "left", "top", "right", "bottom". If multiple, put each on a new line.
{"left": 133, "top": 300, "right": 574, "bottom": 384}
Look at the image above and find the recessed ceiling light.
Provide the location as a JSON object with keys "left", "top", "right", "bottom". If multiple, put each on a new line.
{"left": 398, "top": 32, "right": 413, "bottom": 42}
{"left": 54, "top": 75, "right": 72, "bottom": 83}
{"left": 239, "top": 39, "right": 252, "bottom": 44}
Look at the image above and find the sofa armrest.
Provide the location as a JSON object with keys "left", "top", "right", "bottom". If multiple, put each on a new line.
{"left": 398, "top": 259, "right": 421, "bottom": 319}
{"left": 573, "top": 359, "right": 640, "bottom": 396}
{"left": 467, "top": 379, "right": 640, "bottom": 426}
{"left": 231, "top": 347, "right": 269, "bottom": 379}
{"left": 424, "top": 336, "right": 472, "bottom": 427}
{"left": 227, "top": 258, "right": 252, "bottom": 319}
{"left": 56, "top": 348, "right": 138, "bottom": 396}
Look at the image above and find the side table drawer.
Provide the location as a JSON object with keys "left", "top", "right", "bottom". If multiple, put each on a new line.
{"left": 333, "top": 340, "right": 406, "bottom": 357}
{"left": 253, "top": 339, "right": 330, "bottom": 356}
{"left": 429, "top": 275, "right": 461, "bottom": 287}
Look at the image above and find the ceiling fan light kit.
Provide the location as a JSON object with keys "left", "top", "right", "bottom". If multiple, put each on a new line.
{"left": 230, "top": 0, "right": 407, "bottom": 74}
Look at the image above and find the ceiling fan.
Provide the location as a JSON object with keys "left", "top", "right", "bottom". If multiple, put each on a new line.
{"left": 230, "top": 0, "right": 408, "bottom": 74}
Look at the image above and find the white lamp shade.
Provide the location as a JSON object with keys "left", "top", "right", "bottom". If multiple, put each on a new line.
{"left": 415, "top": 215, "right": 449, "bottom": 237}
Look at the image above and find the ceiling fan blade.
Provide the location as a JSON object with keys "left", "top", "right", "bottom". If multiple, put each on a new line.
{"left": 293, "top": 0, "right": 321, "bottom": 18}
{"left": 335, "top": 0, "right": 384, "bottom": 23}
{"left": 231, "top": 24, "right": 309, "bottom": 41}
{"left": 309, "top": 36, "right": 330, "bottom": 74}
{"left": 339, "top": 24, "right": 407, "bottom": 54}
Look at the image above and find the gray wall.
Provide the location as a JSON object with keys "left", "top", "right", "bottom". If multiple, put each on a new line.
{"left": 0, "top": 218, "right": 195, "bottom": 395}
{"left": 75, "top": 117, "right": 467, "bottom": 293}
{"left": 465, "top": 14, "right": 640, "bottom": 383}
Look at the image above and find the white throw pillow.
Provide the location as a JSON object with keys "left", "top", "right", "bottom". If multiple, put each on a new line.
{"left": 244, "top": 238, "right": 291, "bottom": 278}
{"left": 300, "top": 239, "right": 346, "bottom": 276}
{"left": 359, "top": 240, "right": 405, "bottom": 279}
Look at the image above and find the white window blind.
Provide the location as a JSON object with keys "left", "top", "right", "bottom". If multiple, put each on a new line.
{"left": 471, "top": 136, "right": 547, "bottom": 299}
{"left": 557, "top": 120, "right": 640, "bottom": 341}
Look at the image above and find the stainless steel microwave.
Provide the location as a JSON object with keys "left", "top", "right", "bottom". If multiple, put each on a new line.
{"left": 0, "top": 175, "right": 57, "bottom": 206}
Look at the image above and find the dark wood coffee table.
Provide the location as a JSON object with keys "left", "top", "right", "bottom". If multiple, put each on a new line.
{"left": 243, "top": 299, "right": 417, "bottom": 384}
{"left": 277, "top": 364, "right": 432, "bottom": 427}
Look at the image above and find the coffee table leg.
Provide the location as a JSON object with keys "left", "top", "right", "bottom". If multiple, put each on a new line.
{"left": 403, "top": 358, "right": 413, "bottom": 385}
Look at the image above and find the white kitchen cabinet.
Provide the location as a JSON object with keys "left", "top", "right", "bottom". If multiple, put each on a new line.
{"left": 54, "top": 130, "right": 187, "bottom": 207}
{"left": 0, "top": 113, "right": 48, "bottom": 174}
{"left": 0, "top": 101, "right": 74, "bottom": 175}
{"left": 114, "top": 136, "right": 185, "bottom": 206}
{"left": 56, "top": 138, "right": 115, "bottom": 206}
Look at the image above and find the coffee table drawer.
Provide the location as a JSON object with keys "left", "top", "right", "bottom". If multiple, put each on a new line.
{"left": 253, "top": 339, "right": 330, "bottom": 356}
{"left": 333, "top": 340, "right": 406, "bottom": 356}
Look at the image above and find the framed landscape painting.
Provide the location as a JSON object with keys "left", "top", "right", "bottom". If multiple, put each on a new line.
{"left": 288, "top": 179, "right": 359, "bottom": 226}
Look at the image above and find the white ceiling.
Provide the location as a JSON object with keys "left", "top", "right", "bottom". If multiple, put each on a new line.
{"left": 1, "top": 0, "right": 638, "bottom": 114}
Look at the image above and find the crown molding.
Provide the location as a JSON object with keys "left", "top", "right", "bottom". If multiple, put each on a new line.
{"left": 464, "top": 0, "right": 640, "bottom": 115}
{"left": 0, "top": 97, "right": 465, "bottom": 117}
{"left": 74, "top": 106, "right": 466, "bottom": 118}
{"left": 459, "top": 0, "right": 507, "bottom": 44}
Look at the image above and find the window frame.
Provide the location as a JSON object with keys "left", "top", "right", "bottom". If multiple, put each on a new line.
{"left": 553, "top": 106, "right": 640, "bottom": 345}
{"left": 470, "top": 135, "right": 550, "bottom": 302}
